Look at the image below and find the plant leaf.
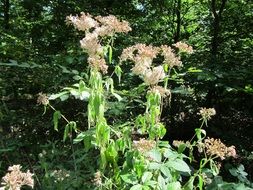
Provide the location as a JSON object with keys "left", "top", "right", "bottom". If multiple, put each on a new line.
{"left": 53, "top": 111, "right": 61, "bottom": 131}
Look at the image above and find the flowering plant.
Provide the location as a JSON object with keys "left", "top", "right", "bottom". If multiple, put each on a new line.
{"left": 34, "top": 12, "right": 239, "bottom": 190}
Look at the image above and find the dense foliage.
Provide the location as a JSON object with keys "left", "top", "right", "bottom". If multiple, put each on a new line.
{"left": 0, "top": 0, "right": 252, "bottom": 189}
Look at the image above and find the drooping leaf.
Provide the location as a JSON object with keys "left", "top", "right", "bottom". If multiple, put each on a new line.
{"left": 63, "top": 123, "right": 70, "bottom": 142}
{"left": 53, "top": 111, "right": 61, "bottom": 131}
{"left": 49, "top": 91, "right": 69, "bottom": 100}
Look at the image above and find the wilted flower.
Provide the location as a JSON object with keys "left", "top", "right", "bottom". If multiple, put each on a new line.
{"left": 227, "top": 145, "right": 237, "bottom": 158}
{"left": 93, "top": 171, "right": 102, "bottom": 186}
{"left": 1, "top": 165, "right": 34, "bottom": 190}
{"left": 67, "top": 12, "right": 131, "bottom": 74}
{"left": 120, "top": 44, "right": 158, "bottom": 65}
{"left": 80, "top": 33, "right": 103, "bottom": 56}
{"left": 95, "top": 15, "right": 131, "bottom": 35}
{"left": 133, "top": 139, "right": 156, "bottom": 153}
{"left": 198, "top": 107, "right": 216, "bottom": 120}
{"left": 150, "top": 86, "right": 171, "bottom": 97}
{"left": 173, "top": 41, "right": 193, "bottom": 54}
{"left": 172, "top": 140, "right": 185, "bottom": 148}
{"left": 66, "top": 12, "right": 98, "bottom": 31}
{"left": 173, "top": 140, "right": 191, "bottom": 148}
{"left": 37, "top": 93, "right": 49, "bottom": 106}
{"left": 144, "top": 66, "right": 166, "bottom": 85}
{"left": 88, "top": 56, "right": 108, "bottom": 74}
{"left": 203, "top": 137, "right": 237, "bottom": 160}
{"left": 160, "top": 45, "right": 182, "bottom": 68}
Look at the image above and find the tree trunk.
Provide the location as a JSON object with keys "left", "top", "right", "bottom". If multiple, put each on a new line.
{"left": 3, "top": 0, "right": 10, "bottom": 30}
{"left": 210, "top": 0, "right": 227, "bottom": 58}
{"left": 174, "top": 0, "right": 181, "bottom": 43}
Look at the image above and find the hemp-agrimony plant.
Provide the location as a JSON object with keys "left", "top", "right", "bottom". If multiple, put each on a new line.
{"left": 40, "top": 11, "right": 239, "bottom": 190}
{"left": 66, "top": 13, "right": 131, "bottom": 171}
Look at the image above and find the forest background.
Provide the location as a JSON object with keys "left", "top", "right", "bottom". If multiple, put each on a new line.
{"left": 0, "top": 0, "right": 252, "bottom": 189}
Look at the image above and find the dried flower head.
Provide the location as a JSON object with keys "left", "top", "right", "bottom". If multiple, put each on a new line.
{"left": 133, "top": 139, "right": 156, "bottom": 153}
{"left": 67, "top": 12, "right": 131, "bottom": 74}
{"left": 160, "top": 45, "right": 182, "bottom": 68}
{"left": 95, "top": 15, "right": 131, "bottom": 35}
{"left": 144, "top": 66, "right": 166, "bottom": 85}
{"left": 150, "top": 86, "right": 171, "bottom": 97}
{"left": 173, "top": 140, "right": 191, "bottom": 148}
{"left": 173, "top": 41, "right": 193, "bottom": 54}
{"left": 66, "top": 12, "right": 98, "bottom": 31}
{"left": 93, "top": 171, "right": 102, "bottom": 186}
{"left": 204, "top": 138, "right": 227, "bottom": 160}
{"left": 172, "top": 140, "right": 185, "bottom": 148}
{"left": 198, "top": 107, "right": 216, "bottom": 120}
{"left": 88, "top": 56, "right": 108, "bottom": 74}
{"left": 37, "top": 93, "right": 49, "bottom": 106}
{"left": 80, "top": 33, "right": 103, "bottom": 56}
{"left": 204, "top": 137, "right": 237, "bottom": 160}
{"left": 120, "top": 44, "right": 158, "bottom": 65}
{"left": 227, "top": 145, "right": 237, "bottom": 158}
{"left": 1, "top": 165, "right": 34, "bottom": 190}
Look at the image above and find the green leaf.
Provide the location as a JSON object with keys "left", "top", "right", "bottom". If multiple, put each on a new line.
{"left": 148, "top": 162, "right": 161, "bottom": 170}
{"left": 210, "top": 159, "right": 219, "bottom": 176}
{"left": 160, "top": 164, "right": 172, "bottom": 178}
{"left": 49, "top": 91, "right": 69, "bottom": 100}
{"left": 121, "top": 173, "right": 138, "bottom": 185}
{"left": 142, "top": 172, "right": 153, "bottom": 183}
{"left": 130, "top": 184, "right": 143, "bottom": 190}
{"left": 115, "top": 65, "right": 123, "bottom": 83}
{"left": 145, "top": 180, "right": 157, "bottom": 188}
{"left": 105, "top": 142, "right": 118, "bottom": 163}
{"left": 195, "top": 128, "right": 206, "bottom": 141}
{"left": 63, "top": 124, "right": 70, "bottom": 142}
{"left": 69, "top": 121, "right": 77, "bottom": 133}
{"left": 167, "top": 181, "right": 181, "bottom": 190}
{"left": 187, "top": 67, "right": 202, "bottom": 73}
{"left": 147, "top": 149, "right": 161, "bottom": 162}
{"left": 178, "top": 143, "right": 187, "bottom": 154}
{"left": 108, "top": 45, "right": 113, "bottom": 64}
{"left": 53, "top": 111, "right": 61, "bottom": 131}
{"left": 158, "top": 174, "right": 166, "bottom": 190}
{"left": 166, "top": 159, "right": 191, "bottom": 173}
{"left": 183, "top": 176, "right": 195, "bottom": 190}
{"left": 112, "top": 92, "right": 122, "bottom": 101}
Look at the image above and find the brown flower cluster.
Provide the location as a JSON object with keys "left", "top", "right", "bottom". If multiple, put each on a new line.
{"left": 173, "top": 41, "right": 193, "bottom": 54}
{"left": 160, "top": 45, "right": 182, "bottom": 68}
{"left": 37, "top": 93, "right": 49, "bottom": 106}
{"left": 120, "top": 44, "right": 167, "bottom": 85}
{"left": 203, "top": 137, "right": 236, "bottom": 160}
{"left": 150, "top": 86, "right": 171, "bottom": 97}
{"left": 132, "top": 139, "right": 156, "bottom": 153}
{"left": 66, "top": 12, "right": 131, "bottom": 74}
{"left": 120, "top": 43, "right": 159, "bottom": 75}
{"left": 1, "top": 165, "right": 34, "bottom": 190}
{"left": 120, "top": 42, "right": 190, "bottom": 85}
{"left": 198, "top": 107, "right": 216, "bottom": 120}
